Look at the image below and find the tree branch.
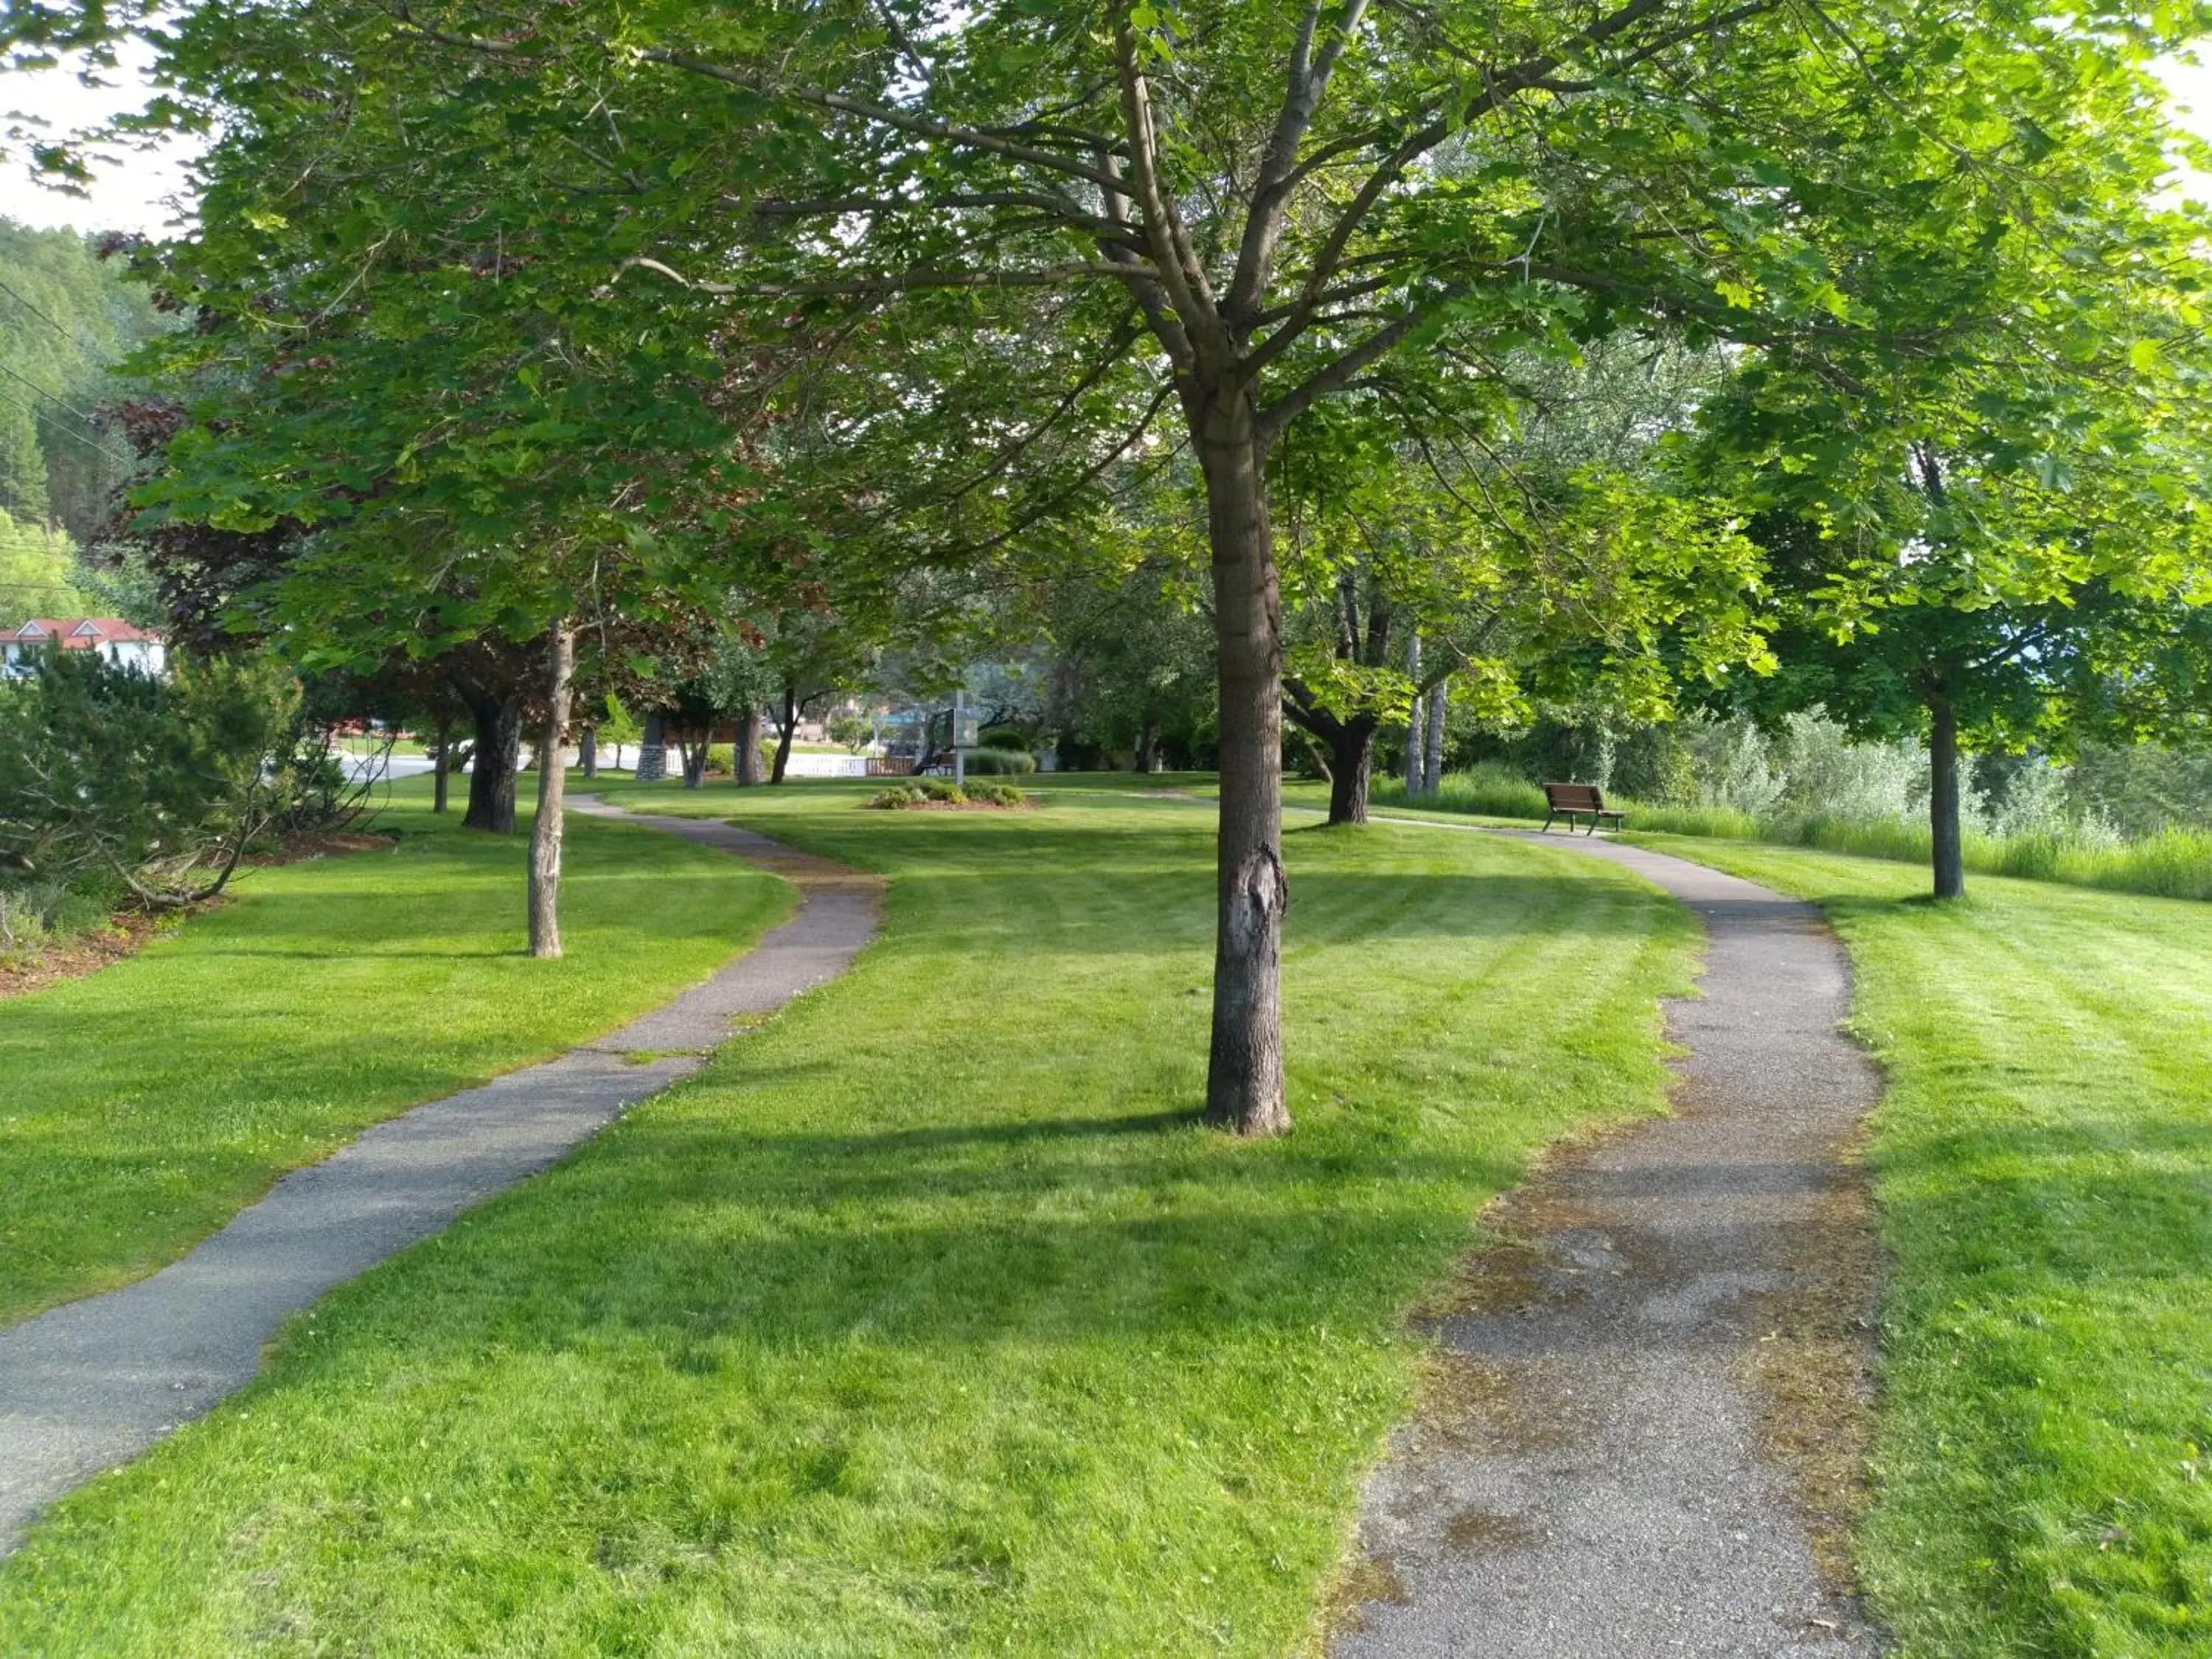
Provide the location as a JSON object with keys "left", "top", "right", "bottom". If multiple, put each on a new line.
{"left": 634, "top": 46, "right": 1124, "bottom": 191}
{"left": 1225, "top": 0, "right": 1373, "bottom": 324}
{"left": 1113, "top": 18, "right": 1230, "bottom": 364}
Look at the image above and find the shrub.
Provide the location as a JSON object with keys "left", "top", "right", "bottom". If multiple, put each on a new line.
{"left": 961, "top": 746, "right": 1036, "bottom": 775}
{"left": 0, "top": 649, "right": 316, "bottom": 908}
{"left": 863, "top": 780, "right": 1025, "bottom": 810}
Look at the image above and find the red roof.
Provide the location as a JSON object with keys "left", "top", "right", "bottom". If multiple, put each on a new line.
{"left": 3, "top": 618, "right": 160, "bottom": 649}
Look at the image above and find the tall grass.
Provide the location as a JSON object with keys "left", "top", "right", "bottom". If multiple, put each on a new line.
{"left": 1389, "top": 768, "right": 2212, "bottom": 902}
{"left": 1371, "top": 761, "right": 1548, "bottom": 820}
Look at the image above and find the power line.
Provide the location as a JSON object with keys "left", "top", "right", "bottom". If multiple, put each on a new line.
{"left": 0, "top": 276, "right": 87, "bottom": 348}
{"left": 0, "top": 384, "right": 136, "bottom": 470}
{"left": 0, "top": 358, "right": 108, "bottom": 435}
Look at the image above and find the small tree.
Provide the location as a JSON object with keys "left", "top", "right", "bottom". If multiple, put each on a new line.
{"left": 0, "top": 648, "right": 310, "bottom": 907}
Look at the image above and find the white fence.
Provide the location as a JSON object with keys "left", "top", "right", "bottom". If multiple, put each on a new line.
{"left": 779, "top": 752, "right": 873, "bottom": 777}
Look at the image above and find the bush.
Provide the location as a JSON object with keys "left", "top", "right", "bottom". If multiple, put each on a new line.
{"left": 961, "top": 746, "right": 1036, "bottom": 775}
{"left": 864, "top": 780, "right": 1026, "bottom": 810}
{"left": 0, "top": 649, "right": 313, "bottom": 908}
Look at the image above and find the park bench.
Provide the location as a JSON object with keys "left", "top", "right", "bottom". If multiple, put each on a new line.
{"left": 1541, "top": 782, "right": 1624, "bottom": 835}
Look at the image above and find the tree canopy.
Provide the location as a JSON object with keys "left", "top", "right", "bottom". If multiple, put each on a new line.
{"left": 11, "top": 0, "right": 2212, "bottom": 1119}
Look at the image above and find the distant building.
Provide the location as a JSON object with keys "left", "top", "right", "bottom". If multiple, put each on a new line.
{"left": 0, "top": 618, "right": 167, "bottom": 679}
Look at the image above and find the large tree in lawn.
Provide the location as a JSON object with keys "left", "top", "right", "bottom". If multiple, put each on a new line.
{"left": 508, "top": 0, "right": 2211, "bottom": 1131}
{"left": 111, "top": 86, "right": 755, "bottom": 956}
{"left": 27, "top": 0, "right": 2209, "bottom": 1128}
{"left": 1273, "top": 339, "right": 1763, "bottom": 825}
{"left": 1678, "top": 55, "right": 2212, "bottom": 900}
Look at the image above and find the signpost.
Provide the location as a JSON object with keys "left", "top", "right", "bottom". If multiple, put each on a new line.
{"left": 952, "top": 689, "right": 973, "bottom": 787}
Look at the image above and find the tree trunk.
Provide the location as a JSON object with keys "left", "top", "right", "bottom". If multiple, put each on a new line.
{"left": 1403, "top": 633, "right": 1424, "bottom": 793}
{"left": 462, "top": 692, "right": 522, "bottom": 833}
{"left": 580, "top": 724, "right": 597, "bottom": 780}
{"left": 1197, "top": 397, "right": 1290, "bottom": 1137}
{"left": 1325, "top": 717, "right": 1376, "bottom": 826}
{"left": 1135, "top": 722, "right": 1158, "bottom": 773}
{"left": 737, "top": 706, "right": 765, "bottom": 785}
{"left": 527, "top": 627, "right": 575, "bottom": 959}
{"left": 636, "top": 712, "right": 667, "bottom": 783}
{"left": 770, "top": 684, "right": 798, "bottom": 784}
{"left": 431, "top": 712, "right": 451, "bottom": 814}
{"left": 1423, "top": 679, "right": 1447, "bottom": 796}
{"left": 1929, "top": 695, "right": 1965, "bottom": 900}
{"left": 680, "top": 733, "right": 708, "bottom": 788}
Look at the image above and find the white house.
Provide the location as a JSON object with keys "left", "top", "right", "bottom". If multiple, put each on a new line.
{"left": 0, "top": 618, "right": 167, "bottom": 678}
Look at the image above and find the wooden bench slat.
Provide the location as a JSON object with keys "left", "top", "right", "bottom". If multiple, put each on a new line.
{"left": 1540, "top": 781, "right": 1624, "bottom": 835}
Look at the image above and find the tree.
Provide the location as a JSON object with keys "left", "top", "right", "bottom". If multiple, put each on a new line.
{"left": 0, "top": 647, "right": 316, "bottom": 908}
{"left": 1680, "top": 49, "right": 2212, "bottom": 897}
{"left": 0, "top": 222, "right": 170, "bottom": 541}
{"left": 24, "top": 0, "right": 2211, "bottom": 1124}
{"left": 434, "top": 0, "right": 2203, "bottom": 1128}
{"left": 0, "top": 507, "right": 92, "bottom": 619}
{"left": 1271, "top": 398, "right": 1766, "bottom": 825}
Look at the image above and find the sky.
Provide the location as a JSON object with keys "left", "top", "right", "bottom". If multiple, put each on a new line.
{"left": 0, "top": 43, "right": 203, "bottom": 237}
{"left": 4, "top": 41, "right": 2212, "bottom": 238}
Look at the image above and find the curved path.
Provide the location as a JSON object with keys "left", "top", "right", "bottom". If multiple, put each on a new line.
{"left": 0, "top": 800, "right": 878, "bottom": 1555}
{"left": 1333, "top": 827, "right": 1885, "bottom": 1658}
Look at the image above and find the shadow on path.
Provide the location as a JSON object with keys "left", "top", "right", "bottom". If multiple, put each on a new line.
{"left": 0, "top": 799, "right": 880, "bottom": 1555}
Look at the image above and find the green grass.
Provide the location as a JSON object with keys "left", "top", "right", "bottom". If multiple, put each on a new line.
{"left": 0, "top": 785, "right": 790, "bottom": 1325}
{"left": 1629, "top": 832, "right": 2212, "bottom": 1657}
{"left": 0, "top": 777, "right": 1697, "bottom": 1656}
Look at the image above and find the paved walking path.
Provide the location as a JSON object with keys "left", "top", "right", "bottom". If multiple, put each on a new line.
{"left": 1333, "top": 827, "right": 1885, "bottom": 1658}
{"left": 0, "top": 800, "right": 878, "bottom": 1555}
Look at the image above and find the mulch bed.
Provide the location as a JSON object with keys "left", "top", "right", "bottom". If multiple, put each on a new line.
{"left": 242, "top": 829, "right": 400, "bottom": 866}
{"left": 0, "top": 910, "right": 175, "bottom": 1002}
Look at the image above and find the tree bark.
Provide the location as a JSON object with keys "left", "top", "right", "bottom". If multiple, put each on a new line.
{"left": 736, "top": 706, "right": 765, "bottom": 785}
{"left": 771, "top": 683, "right": 799, "bottom": 784}
{"left": 431, "top": 712, "right": 451, "bottom": 814}
{"left": 636, "top": 712, "right": 667, "bottom": 783}
{"left": 679, "top": 731, "right": 709, "bottom": 788}
{"left": 580, "top": 723, "right": 597, "bottom": 780}
{"left": 462, "top": 691, "right": 522, "bottom": 833}
{"left": 527, "top": 627, "right": 575, "bottom": 959}
{"left": 1929, "top": 694, "right": 1965, "bottom": 900}
{"left": 1197, "top": 395, "right": 1290, "bottom": 1137}
{"left": 1403, "top": 633, "right": 1424, "bottom": 793}
{"left": 1324, "top": 717, "right": 1376, "bottom": 825}
{"left": 1423, "top": 679, "right": 1447, "bottom": 796}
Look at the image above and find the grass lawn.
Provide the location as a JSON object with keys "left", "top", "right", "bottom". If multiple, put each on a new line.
{"left": 0, "top": 778, "right": 1697, "bottom": 1656}
{"left": 1630, "top": 834, "right": 2212, "bottom": 1658}
{"left": 0, "top": 784, "right": 790, "bottom": 1325}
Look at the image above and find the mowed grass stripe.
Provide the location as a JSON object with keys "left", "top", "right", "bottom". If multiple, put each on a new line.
{"left": 1629, "top": 835, "right": 2212, "bottom": 1658}
{"left": 0, "top": 783, "right": 1696, "bottom": 1657}
{"left": 0, "top": 787, "right": 791, "bottom": 1325}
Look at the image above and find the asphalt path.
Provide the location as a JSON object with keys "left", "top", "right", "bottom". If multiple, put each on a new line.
{"left": 1332, "top": 827, "right": 1885, "bottom": 1658}
{"left": 339, "top": 751, "right": 437, "bottom": 783}
{"left": 0, "top": 801, "right": 880, "bottom": 1555}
